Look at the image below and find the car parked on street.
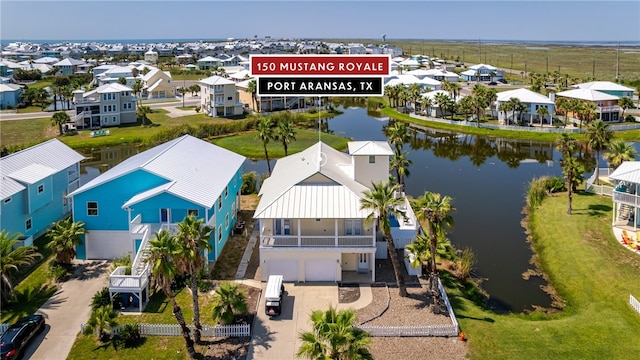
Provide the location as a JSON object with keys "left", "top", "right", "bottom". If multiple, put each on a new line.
{"left": 0, "top": 314, "right": 45, "bottom": 360}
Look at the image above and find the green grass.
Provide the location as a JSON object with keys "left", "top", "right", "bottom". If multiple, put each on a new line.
{"left": 16, "top": 106, "right": 48, "bottom": 113}
{"left": 0, "top": 117, "right": 54, "bottom": 148}
{"left": 212, "top": 128, "right": 350, "bottom": 159}
{"left": 1, "top": 235, "right": 57, "bottom": 324}
{"left": 452, "top": 192, "right": 640, "bottom": 359}
{"left": 68, "top": 335, "right": 209, "bottom": 360}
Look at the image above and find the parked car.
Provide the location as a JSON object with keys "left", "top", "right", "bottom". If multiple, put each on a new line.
{"left": 488, "top": 81, "right": 498, "bottom": 86}
{"left": 498, "top": 79, "right": 508, "bottom": 84}
{"left": 0, "top": 314, "right": 45, "bottom": 360}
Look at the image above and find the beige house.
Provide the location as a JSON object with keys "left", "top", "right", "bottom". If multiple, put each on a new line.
{"left": 141, "top": 68, "right": 175, "bottom": 100}
{"left": 254, "top": 141, "right": 419, "bottom": 283}
{"left": 199, "top": 75, "right": 243, "bottom": 117}
{"left": 73, "top": 83, "right": 137, "bottom": 129}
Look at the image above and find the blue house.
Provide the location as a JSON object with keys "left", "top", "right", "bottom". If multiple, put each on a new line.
{"left": 0, "top": 83, "right": 23, "bottom": 109}
{"left": 68, "top": 135, "right": 245, "bottom": 311}
{"left": 0, "top": 139, "right": 84, "bottom": 246}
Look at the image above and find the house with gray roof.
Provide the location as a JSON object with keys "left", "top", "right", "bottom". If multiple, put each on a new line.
{"left": 1, "top": 139, "right": 84, "bottom": 246}
{"left": 73, "top": 83, "right": 137, "bottom": 129}
{"left": 53, "top": 57, "right": 90, "bottom": 75}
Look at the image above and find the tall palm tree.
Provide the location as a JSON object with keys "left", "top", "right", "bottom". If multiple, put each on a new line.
{"left": 296, "top": 306, "right": 372, "bottom": 360}
{"left": 586, "top": 120, "right": 613, "bottom": 185}
{"left": 390, "top": 151, "right": 412, "bottom": 190}
{"left": 555, "top": 96, "right": 569, "bottom": 124}
{"left": 581, "top": 102, "right": 597, "bottom": 128}
{"left": 434, "top": 92, "right": 451, "bottom": 119}
{"left": 360, "top": 181, "right": 407, "bottom": 297}
{"left": 137, "top": 105, "right": 152, "bottom": 126}
{"left": 50, "top": 84, "right": 60, "bottom": 111}
{"left": 458, "top": 96, "right": 474, "bottom": 121}
{"left": 211, "top": 282, "right": 248, "bottom": 325}
{"left": 176, "top": 215, "right": 213, "bottom": 344}
{"left": 1, "top": 231, "right": 42, "bottom": 305}
{"left": 618, "top": 97, "right": 634, "bottom": 119}
{"left": 555, "top": 134, "right": 580, "bottom": 215}
{"left": 177, "top": 87, "right": 188, "bottom": 107}
{"left": 406, "top": 233, "right": 454, "bottom": 276}
{"left": 411, "top": 192, "right": 455, "bottom": 292}
{"left": 449, "top": 82, "right": 462, "bottom": 101}
{"left": 497, "top": 102, "right": 509, "bottom": 123}
{"left": 274, "top": 119, "right": 297, "bottom": 156}
{"left": 536, "top": 106, "right": 549, "bottom": 126}
{"left": 604, "top": 140, "right": 639, "bottom": 170}
{"left": 132, "top": 79, "right": 143, "bottom": 107}
{"left": 82, "top": 306, "right": 118, "bottom": 342}
{"left": 51, "top": 111, "right": 70, "bottom": 135}
{"left": 247, "top": 79, "right": 258, "bottom": 112}
{"left": 46, "top": 218, "right": 85, "bottom": 266}
{"left": 146, "top": 230, "right": 196, "bottom": 358}
{"left": 507, "top": 97, "right": 523, "bottom": 124}
{"left": 384, "top": 121, "right": 410, "bottom": 155}
{"left": 256, "top": 117, "right": 274, "bottom": 175}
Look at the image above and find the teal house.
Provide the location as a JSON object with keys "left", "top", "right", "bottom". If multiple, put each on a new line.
{"left": 0, "top": 139, "right": 84, "bottom": 246}
{"left": 68, "top": 135, "right": 245, "bottom": 311}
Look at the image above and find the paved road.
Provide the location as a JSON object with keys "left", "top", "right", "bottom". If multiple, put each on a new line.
{"left": 22, "top": 260, "right": 110, "bottom": 360}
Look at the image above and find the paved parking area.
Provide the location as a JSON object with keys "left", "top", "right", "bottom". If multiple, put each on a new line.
{"left": 247, "top": 283, "right": 371, "bottom": 359}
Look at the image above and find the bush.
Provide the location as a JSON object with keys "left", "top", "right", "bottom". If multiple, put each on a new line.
{"left": 111, "top": 254, "right": 132, "bottom": 275}
{"left": 455, "top": 247, "right": 476, "bottom": 280}
{"left": 625, "top": 114, "right": 637, "bottom": 122}
{"left": 48, "top": 260, "right": 68, "bottom": 282}
{"left": 114, "top": 323, "right": 142, "bottom": 348}
{"left": 241, "top": 171, "right": 258, "bottom": 195}
{"left": 544, "top": 176, "right": 566, "bottom": 193}
{"left": 198, "top": 281, "right": 212, "bottom": 293}
{"left": 527, "top": 176, "right": 549, "bottom": 209}
{"left": 92, "top": 287, "right": 112, "bottom": 311}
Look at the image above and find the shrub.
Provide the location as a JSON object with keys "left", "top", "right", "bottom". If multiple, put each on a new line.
{"left": 455, "top": 247, "right": 476, "bottom": 280}
{"left": 111, "top": 254, "right": 132, "bottom": 275}
{"left": 527, "top": 176, "right": 549, "bottom": 209}
{"left": 48, "top": 260, "right": 68, "bottom": 282}
{"left": 625, "top": 114, "right": 636, "bottom": 122}
{"left": 241, "top": 171, "right": 258, "bottom": 194}
{"left": 114, "top": 323, "right": 142, "bottom": 348}
{"left": 544, "top": 176, "right": 566, "bottom": 193}
{"left": 92, "top": 287, "right": 112, "bottom": 310}
{"left": 198, "top": 281, "right": 211, "bottom": 293}
{"left": 308, "top": 106, "right": 318, "bottom": 114}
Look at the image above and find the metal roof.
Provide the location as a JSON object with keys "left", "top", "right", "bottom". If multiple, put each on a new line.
{"left": 1, "top": 139, "right": 84, "bottom": 199}
{"left": 574, "top": 81, "right": 634, "bottom": 92}
{"left": 69, "top": 135, "right": 245, "bottom": 209}
{"left": 200, "top": 75, "right": 234, "bottom": 86}
{"left": 7, "top": 163, "right": 57, "bottom": 184}
{"left": 348, "top": 141, "right": 393, "bottom": 156}
{"left": 496, "top": 88, "right": 554, "bottom": 104}
{"left": 609, "top": 161, "right": 640, "bottom": 184}
{"left": 556, "top": 89, "right": 619, "bottom": 101}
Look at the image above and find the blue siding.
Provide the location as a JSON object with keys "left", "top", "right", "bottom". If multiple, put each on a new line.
{"left": 210, "top": 169, "right": 243, "bottom": 261}
{"left": 76, "top": 234, "right": 87, "bottom": 260}
{"left": 131, "top": 192, "right": 206, "bottom": 224}
{"left": 73, "top": 169, "right": 167, "bottom": 231}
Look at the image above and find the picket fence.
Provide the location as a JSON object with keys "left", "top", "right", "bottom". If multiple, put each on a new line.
{"left": 80, "top": 323, "right": 250, "bottom": 337}
{"left": 630, "top": 295, "right": 640, "bottom": 314}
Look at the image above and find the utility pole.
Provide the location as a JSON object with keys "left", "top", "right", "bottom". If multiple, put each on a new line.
{"left": 510, "top": 54, "right": 513, "bottom": 76}
{"left": 524, "top": 60, "right": 527, "bottom": 79}
{"left": 616, "top": 41, "right": 620, "bottom": 82}
{"left": 478, "top": 39, "right": 481, "bottom": 63}
{"left": 592, "top": 59, "right": 595, "bottom": 78}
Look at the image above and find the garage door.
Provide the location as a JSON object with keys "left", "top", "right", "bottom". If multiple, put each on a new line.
{"left": 86, "top": 231, "right": 132, "bottom": 259}
{"left": 304, "top": 259, "right": 336, "bottom": 282}
{"left": 266, "top": 260, "right": 298, "bottom": 282}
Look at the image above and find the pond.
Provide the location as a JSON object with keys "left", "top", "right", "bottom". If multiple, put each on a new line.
{"left": 78, "top": 107, "right": 638, "bottom": 313}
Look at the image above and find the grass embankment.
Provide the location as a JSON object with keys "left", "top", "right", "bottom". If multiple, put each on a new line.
{"left": 382, "top": 107, "right": 640, "bottom": 142}
{"left": 0, "top": 236, "right": 57, "bottom": 324}
{"left": 450, "top": 192, "right": 640, "bottom": 359}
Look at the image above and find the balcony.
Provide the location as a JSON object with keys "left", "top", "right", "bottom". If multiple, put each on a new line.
{"left": 613, "top": 191, "right": 640, "bottom": 207}
{"left": 109, "top": 266, "right": 149, "bottom": 292}
{"left": 598, "top": 105, "right": 620, "bottom": 113}
{"left": 261, "top": 235, "right": 374, "bottom": 248}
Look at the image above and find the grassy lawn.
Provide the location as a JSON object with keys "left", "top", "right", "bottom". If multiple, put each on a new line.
{"left": 0, "top": 117, "right": 56, "bottom": 148}
{"left": 68, "top": 336, "right": 209, "bottom": 360}
{"left": 1, "top": 235, "right": 57, "bottom": 324}
{"left": 213, "top": 128, "right": 350, "bottom": 159}
{"left": 16, "top": 105, "right": 48, "bottom": 113}
{"left": 451, "top": 192, "right": 640, "bottom": 359}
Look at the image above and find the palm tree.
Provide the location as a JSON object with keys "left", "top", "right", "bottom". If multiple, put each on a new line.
{"left": 411, "top": 192, "right": 455, "bottom": 292}
{"left": 618, "top": 96, "right": 634, "bottom": 119}
{"left": 61, "top": 86, "right": 73, "bottom": 110}
{"left": 360, "top": 181, "right": 407, "bottom": 297}
{"left": 497, "top": 102, "right": 509, "bottom": 123}
{"left": 296, "top": 306, "right": 372, "bottom": 360}
{"left": 50, "top": 84, "right": 60, "bottom": 111}
{"left": 555, "top": 96, "right": 569, "bottom": 124}
{"left": 256, "top": 117, "right": 275, "bottom": 175}
{"left": 211, "top": 282, "right": 248, "bottom": 325}
{"left": 274, "top": 119, "right": 297, "bottom": 156}
{"left": 536, "top": 106, "right": 549, "bottom": 126}
{"left": 384, "top": 121, "right": 410, "bottom": 155}
{"left": 604, "top": 140, "right": 639, "bottom": 170}
{"left": 581, "top": 102, "right": 597, "bottom": 128}
{"left": 406, "top": 233, "right": 454, "bottom": 276}
{"left": 586, "top": 120, "right": 613, "bottom": 185}
{"left": 1, "top": 230, "right": 42, "bottom": 305}
{"left": 177, "top": 87, "right": 188, "bottom": 107}
{"left": 434, "top": 92, "right": 451, "bottom": 119}
{"left": 51, "top": 111, "right": 70, "bottom": 135}
{"left": 507, "top": 97, "right": 523, "bottom": 125}
{"left": 176, "top": 215, "right": 213, "bottom": 344}
{"left": 390, "top": 151, "right": 412, "bottom": 190}
{"left": 555, "top": 134, "right": 580, "bottom": 215}
{"left": 407, "top": 83, "right": 422, "bottom": 110}
{"left": 82, "top": 306, "right": 118, "bottom": 342}
{"left": 247, "top": 80, "right": 258, "bottom": 112}
{"left": 132, "top": 79, "right": 143, "bottom": 107}
{"left": 449, "top": 82, "right": 462, "bottom": 101}
{"left": 137, "top": 105, "right": 152, "bottom": 126}
{"left": 146, "top": 230, "right": 196, "bottom": 358}
{"left": 458, "top": 96, "right": 474, "bottom": 121}
{"left": 46, "top": 218, "right": 85, "bottom": 266}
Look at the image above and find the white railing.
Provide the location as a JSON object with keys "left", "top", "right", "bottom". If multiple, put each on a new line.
{"left": 261, "top": 235, "right": 374, "bottom": 247}
{"left": 585, "top": 183, "right": 614, "bottom": 196}
{"left": 160, "top": 223, "right": 179, "bottom": 236}
{"left": 80, "top": 323, "right": 250, "bottom": 337}
{"left": 631, "top": 295, "right": 640, "bottom": 314}
{"left": 0, "top": 323, "right": 8, "bottom": 335}
{"left": 598, "top": 105, "right": 620, "bottom": 113}
{"left": 131, "top": 227, "right": 150, "bottom": 277}
{"left": 109, "top": 266, "right": 148, "bottom": 289}
{"left": 613, "top": 191, "right": 640, "bottom": 207}
{"left": 438, "top": 276, "right": 460, "bottom": 336}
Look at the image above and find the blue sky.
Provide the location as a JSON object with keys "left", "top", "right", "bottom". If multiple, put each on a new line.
{"left": 1, "top": 1, "right": 639, "bottom": 42}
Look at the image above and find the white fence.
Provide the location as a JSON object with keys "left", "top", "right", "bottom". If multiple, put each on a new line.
{"left": 356, "top": 277, "right": 459, "bottom": 337}
{"left": 81, "top": 323, "right": 250, "bottom": 337}
{"left": 0, "top": 323, "right": 8, "bottom": 335}
{"left": 631, "top": 295, "right": 640, "bottom": 314}
{"left": 585, "top": 168, "right": 614, "bottom": 196}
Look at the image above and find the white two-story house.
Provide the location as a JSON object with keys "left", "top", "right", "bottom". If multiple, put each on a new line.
{"left": 73, "top": 83, "right": 137, "bottom": 129}
{"left": 199, "top": 75, "right": 243, "bottom": 117}
{"left": 254, "top": 140, "right": 419, "bottom": 283}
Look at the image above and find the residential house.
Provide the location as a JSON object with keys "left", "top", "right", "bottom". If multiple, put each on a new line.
{"left": 556, "top": 88, "right": 621, "bottom": 122}
{"left": 495, "top": 88, "right": 555, "bottom": 125}
{"left": 199, "top": 75, "right": 244, "bottom": 117}
{"left": 0, "top": 83, "right": 23, "bottom": 108}
{"left": 347, "top": 44, "right": 367, "bottom": 55}
{"left": 0, "top": 139, "right": 84, "bottom": 246}
{"left": 197, "top": 56, "right": 222, "bottom": 70}
{"left": 235, "top": 79, "right": 305, "bottom": 113}
{"left": 144, "top": 50, "right": 158, "bottom": 64}
{"left": 608, "top": 161, "right": 640, "bottom": 243}
{"left": 254, "top": 141, "right": 419, "bottom": 283}
{"left": 73, "top": 83, "right": 137, "bottom": 129}
{"left": 95, "top": 66, "right": 136, "bottom": 87}
{"left": 572, "top": 81, "right": 635, "bottom": 98}
{"left": 52, "top": 57, "right": 90, "bottom": 75}
{"left": 68, "top": 135, "right": 245, "bottom": 310}
{"left": 461, "top": 63, "right": 503, "bottom": 82}
{"left": 140, "top": 67, "right": 175, "bottom": 100}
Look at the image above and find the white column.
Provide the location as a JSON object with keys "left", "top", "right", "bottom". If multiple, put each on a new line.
{"left": 371, "top": 254, "right": 376, "bottom": 282}
{"left": 335, "top": 219, "right": 339, "bottom": 246}
{"left": 298, "top": 219, "right": 301, "bottom": 247}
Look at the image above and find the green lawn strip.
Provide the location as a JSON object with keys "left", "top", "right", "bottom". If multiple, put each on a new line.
{"left": 212, "top": 128, "right": 349, "bottom": 159}
{"left": 453, "top": 193, "right": 640, "bottom": 359}
{"left": 0, "top": 117, "right": 53, "bottom": 148}
{"left": 67, "top": 335, "right": 209, "bottom": 360}
{"left": 16, "top": 106, "right": 48, "bottom": 113}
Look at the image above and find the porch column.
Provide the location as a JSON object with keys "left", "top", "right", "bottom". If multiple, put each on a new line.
{"left": 335, "top": 219, "right": 338, "bottom": 246}
{"left": 298, "top": 219, "right": 301, "bottom": 247}
{"left": 371, "top": 254, "right": 376, "bottom": 282}
{"left": 612, "top": 202, "right": 616, "bottom": 225}
{"left": 372, "top": 220, "right": 377, "bottom": 247}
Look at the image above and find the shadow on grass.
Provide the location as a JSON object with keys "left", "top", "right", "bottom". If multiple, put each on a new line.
{"left": 2, "top": 283, "right": 58, "bottom": 323}
{"left": 142, "top": 291, "right": 169, "bottom": 314}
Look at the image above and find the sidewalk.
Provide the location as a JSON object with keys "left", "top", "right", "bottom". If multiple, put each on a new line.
{"left": 23, "top": 260, "right": 110, "bottom": 360}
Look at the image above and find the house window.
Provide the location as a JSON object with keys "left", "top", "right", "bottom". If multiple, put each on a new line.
{"left": 218, "top": 225, "right": 222, "bottom": 242}
{"left": 112, "top": 116, "right": 116, "bottom": 123}
{"left": 218, "top": 196, "right": 222, "bottom": 210}
{"left": 233, "top": 174, "right": 237, "bottom": 187}
{"left": 3, "top": 197, "right": 11, "bottom": 204}
{"left": 87, "top": 201, "right": 98, "bottom": 216}
{"left": 231, "top": 202, "right": 235, "bottom": 214}
{"left": 225, "top": 214, "right": 229, "bottom": 228}
{"left": 274, "top": 219, "right": 291, "bottom": 235}
{"left": 37, "top": 184, "right": 44, "bottom": 194}
{"left": 225, "top": 186, "right": 228, "bottom": 198}
{"left": 103, "top": 106, "right": 107, "bottom": 112}
{"left": 25, "top": 218, "right": 32, "bottom": 231}
{"left": 345, "top": 219, "right": 362, "bottom": 235}
{"left": 369, "top": 155, "right": 375, "bottom": 164}
{"left": 188, "top": 209, "right": 199, "bottom": 216}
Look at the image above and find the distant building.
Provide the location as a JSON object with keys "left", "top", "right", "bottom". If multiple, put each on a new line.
{"left": 461, "top": 63, "right": 503, "bottom": 82}
{"left": 0, "top": 83, "right": 23, "bottom": 108}
{"left": 199, "top": 75, "right": 244, "bottom": 117}
{"left": 572, "top": 81, "right": 634, "bottom": 98}
{"left": 557, "top": 88, "right": 621, "bottom": 122}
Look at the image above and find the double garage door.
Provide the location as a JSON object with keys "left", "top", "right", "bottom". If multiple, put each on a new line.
{"left": 265, "top": 259, "right": 336, "bottom": 282}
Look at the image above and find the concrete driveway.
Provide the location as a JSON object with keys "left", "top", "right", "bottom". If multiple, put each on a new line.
{"left": 22, "top": 260, "right": 110, "bottom": 360}
{"left": 247, "top": 283, "right": 371, "bottom": 359}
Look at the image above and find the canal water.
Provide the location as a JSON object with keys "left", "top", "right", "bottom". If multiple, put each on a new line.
{"left": 78, "top": 107, "right": 638, "bottom": 313}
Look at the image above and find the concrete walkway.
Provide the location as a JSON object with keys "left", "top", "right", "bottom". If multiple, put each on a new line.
{"left": 23, "top": 260, "right": 110, "bottom": 360}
